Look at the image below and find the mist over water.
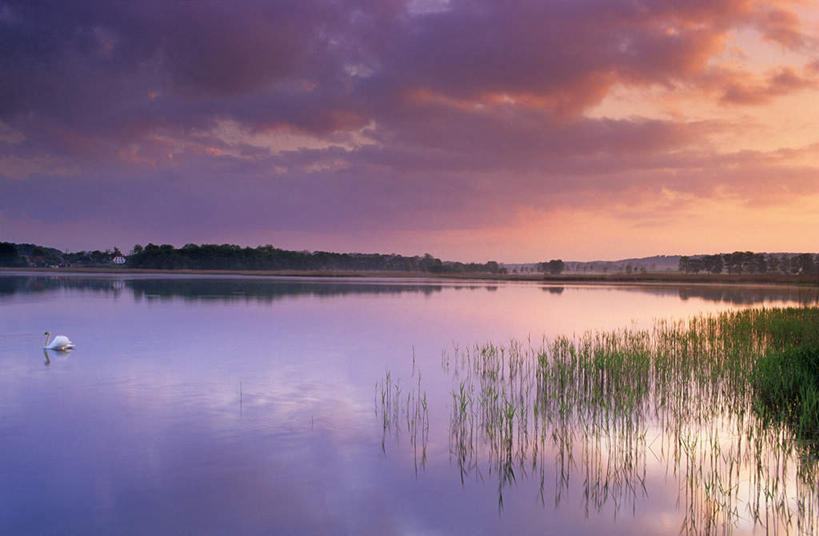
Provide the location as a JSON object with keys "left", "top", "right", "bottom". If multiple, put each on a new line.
{"left": 1, "top": 274, "right": 817, "bottom": 535}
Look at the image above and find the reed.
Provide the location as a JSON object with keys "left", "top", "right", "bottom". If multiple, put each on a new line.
{"left": 375, "top": 365, "right": 429, "bottom": 474}
{"left": 375, "top": 307, "right": 819, "bottom": 534}
{"left": 420, "top": 307, "right": 819, "bottom": 533}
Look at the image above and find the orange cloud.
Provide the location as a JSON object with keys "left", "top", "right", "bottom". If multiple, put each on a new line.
{"left": 750, "top": 4, "right": 808, "bottom": 48}
{"left": 721, "top": 65, "right": 818, "bottom": 104}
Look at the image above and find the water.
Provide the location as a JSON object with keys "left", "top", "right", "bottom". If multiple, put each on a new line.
{"left": 1, "top": 274, "right": 817, "bottom": 535}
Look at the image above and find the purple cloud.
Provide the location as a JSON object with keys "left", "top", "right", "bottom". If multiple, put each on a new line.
{"left": 0, "top": 0, "right": 817, "bottom": 256}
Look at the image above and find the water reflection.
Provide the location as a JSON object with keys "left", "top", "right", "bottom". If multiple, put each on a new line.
{"left": 382, "top": 312, "right": 819, "bottom": 534}
{"left": 375, "top": 366, "right": 430, "bottom": 476}
{"left": 673, "top": 285, "right": 819, "bottom": 305}
{"left": 41, "top": 347, "right": 72, "bottom": 366}
{"left": 4, "top": 274, "right": 819, "bottom": 535}
{"left": 2, "top": 274, "right": 819, "bottom": 306}
{"left": 0, "top": 274, "right": 448, "bottom": 302}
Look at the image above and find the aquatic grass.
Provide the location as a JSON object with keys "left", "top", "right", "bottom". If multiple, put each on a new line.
{"left": 375, "top": 366, "right": 429, "bottom": 473}
{"left": 435, "top": 306, "right": 819, "bottom": 534}
{"left": 379, "top": 307, "right": 819, "bottom": 532}
{"left": 754, "top": 343, "right": 819, "bottom": 442}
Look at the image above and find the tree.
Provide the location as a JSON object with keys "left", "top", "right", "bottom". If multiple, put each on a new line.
{"left": 0, "top": 242, "right": 20, "bottom": 266}
{"left": 703, "top": 255, "right": 723, "bottom": 274}
{"left": 679, "top": 256, "right": 705, "bottom": 273}
{"left": 724, "top": 252, "right": 747, "bottom": 274}
{"left": 540, "top": 259, "right": 565, "bottom": 275}
{"left": 420, "top": 253, "right": 444, "bottom": 272}
{"left": 795, "top": 253, "right": 816, "bottom": 275}
{"left": 750, "top": 253, "right": 766, "bottom": 273}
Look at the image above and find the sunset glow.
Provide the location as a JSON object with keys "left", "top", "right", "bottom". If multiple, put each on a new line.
{"left": 1, "top": 0, "right": 818, "bottom": 260}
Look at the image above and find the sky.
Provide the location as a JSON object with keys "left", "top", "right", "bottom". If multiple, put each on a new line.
{"left": 1, "top": 0, "right": 818, "bottom": 262}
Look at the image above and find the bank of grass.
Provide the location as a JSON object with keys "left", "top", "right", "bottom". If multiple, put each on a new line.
{"left": 563, "top": 307, "right": 819, "bottom": 444}
{"left": 755, "top": 343, "right": 819, "bottom": 441}
{"left": 732, "top": 308, "right": 819, "bottom": 442}
{"left": 444, "top": 306, "right": 819, "bottom": 468}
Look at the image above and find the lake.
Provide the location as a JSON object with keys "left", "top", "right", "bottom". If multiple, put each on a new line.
{"left": 1, "top": 274, "right": 817, "bottom": 535}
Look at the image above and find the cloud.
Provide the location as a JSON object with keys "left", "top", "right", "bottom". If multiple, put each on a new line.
{"left": 2, "top": 0, "right": 805, "bottom": 145}
{"left": 750, "top": 3, "right": 810, "bottom": 49}
{"left": 0, "top": 0, "right": 817, "bottom": 257}
{"left": 721, "top": 65, "right": 818, "bottom": 104}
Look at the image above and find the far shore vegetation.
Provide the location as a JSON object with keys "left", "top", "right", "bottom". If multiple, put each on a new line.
{"left": 2, "top": 241, "right": 819, "bottom": 285}
{"left": 0, "top": 241, "right": 504, "bottom": 274}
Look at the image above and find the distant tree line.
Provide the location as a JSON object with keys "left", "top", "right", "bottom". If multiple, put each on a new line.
{"left": 126, "top": 243, "right": 504, "bottom": 273}
{"left": 679, "top": 252, "right": 819, "bottom": 275}
{"left": 0, "top": 242, "right": 66, "bottom": 267}
{"left": 0, "top": 241, "right": 504, "bottom": 273}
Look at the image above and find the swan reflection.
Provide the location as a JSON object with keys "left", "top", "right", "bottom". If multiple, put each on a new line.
{"left": 42, "top": 347, "right": 73, "bottom": 366}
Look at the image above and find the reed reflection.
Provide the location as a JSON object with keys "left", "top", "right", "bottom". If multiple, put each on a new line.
{"left": 375, "top": 364, "right": 430, "bottom": 477}
{"left": 387, "top": 309, "right": 819, "bottom": 534}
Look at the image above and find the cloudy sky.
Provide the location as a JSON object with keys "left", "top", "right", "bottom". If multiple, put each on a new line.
{"left": 1, "top": 0, "right": 818, "bottom": 261}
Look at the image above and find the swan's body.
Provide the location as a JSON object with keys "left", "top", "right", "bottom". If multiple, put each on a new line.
{"left": 43, "top": 331, "right": 74, "bottom": 350}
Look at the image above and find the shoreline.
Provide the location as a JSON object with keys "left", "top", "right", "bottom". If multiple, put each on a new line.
{"left": 3, "top": 266, "right": 819, "bottom": 287}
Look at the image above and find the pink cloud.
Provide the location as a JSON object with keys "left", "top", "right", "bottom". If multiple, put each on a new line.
{"left": 1, "top": 0, "right": 818, "bottom": 257}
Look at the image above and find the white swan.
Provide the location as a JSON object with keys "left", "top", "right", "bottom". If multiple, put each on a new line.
{"left": 43, "top": 331, "right": 75, "bottom": 350}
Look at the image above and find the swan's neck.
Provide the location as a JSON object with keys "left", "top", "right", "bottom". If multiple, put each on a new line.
{"left": 44, "top": 332, "right": 51, "bottom": 346}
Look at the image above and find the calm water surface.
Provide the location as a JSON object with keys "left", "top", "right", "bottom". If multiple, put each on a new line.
{"left": 1, "top": 274, "right": 817, "bottom": 535}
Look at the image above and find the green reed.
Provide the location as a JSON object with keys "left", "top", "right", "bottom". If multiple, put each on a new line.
{"left": 437, "top": 306, "right": 819, "bottom": 533}
{"left": 375, "top": 365, "right": 429, "bottom": 474}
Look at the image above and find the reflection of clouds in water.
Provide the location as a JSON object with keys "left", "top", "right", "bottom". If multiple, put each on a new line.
{"left": 3, "top": 274, "right": 819, "bottom": 534}
{"left": 99, "top": 357, "right": 373, "bottom": 445}
{"left": 0, "top": 352, "right": 420, "bottom": 533}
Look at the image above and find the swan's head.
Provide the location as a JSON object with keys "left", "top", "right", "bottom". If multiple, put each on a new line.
{"left": 43, "top": 331, "right": 50, "bottom": 336}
